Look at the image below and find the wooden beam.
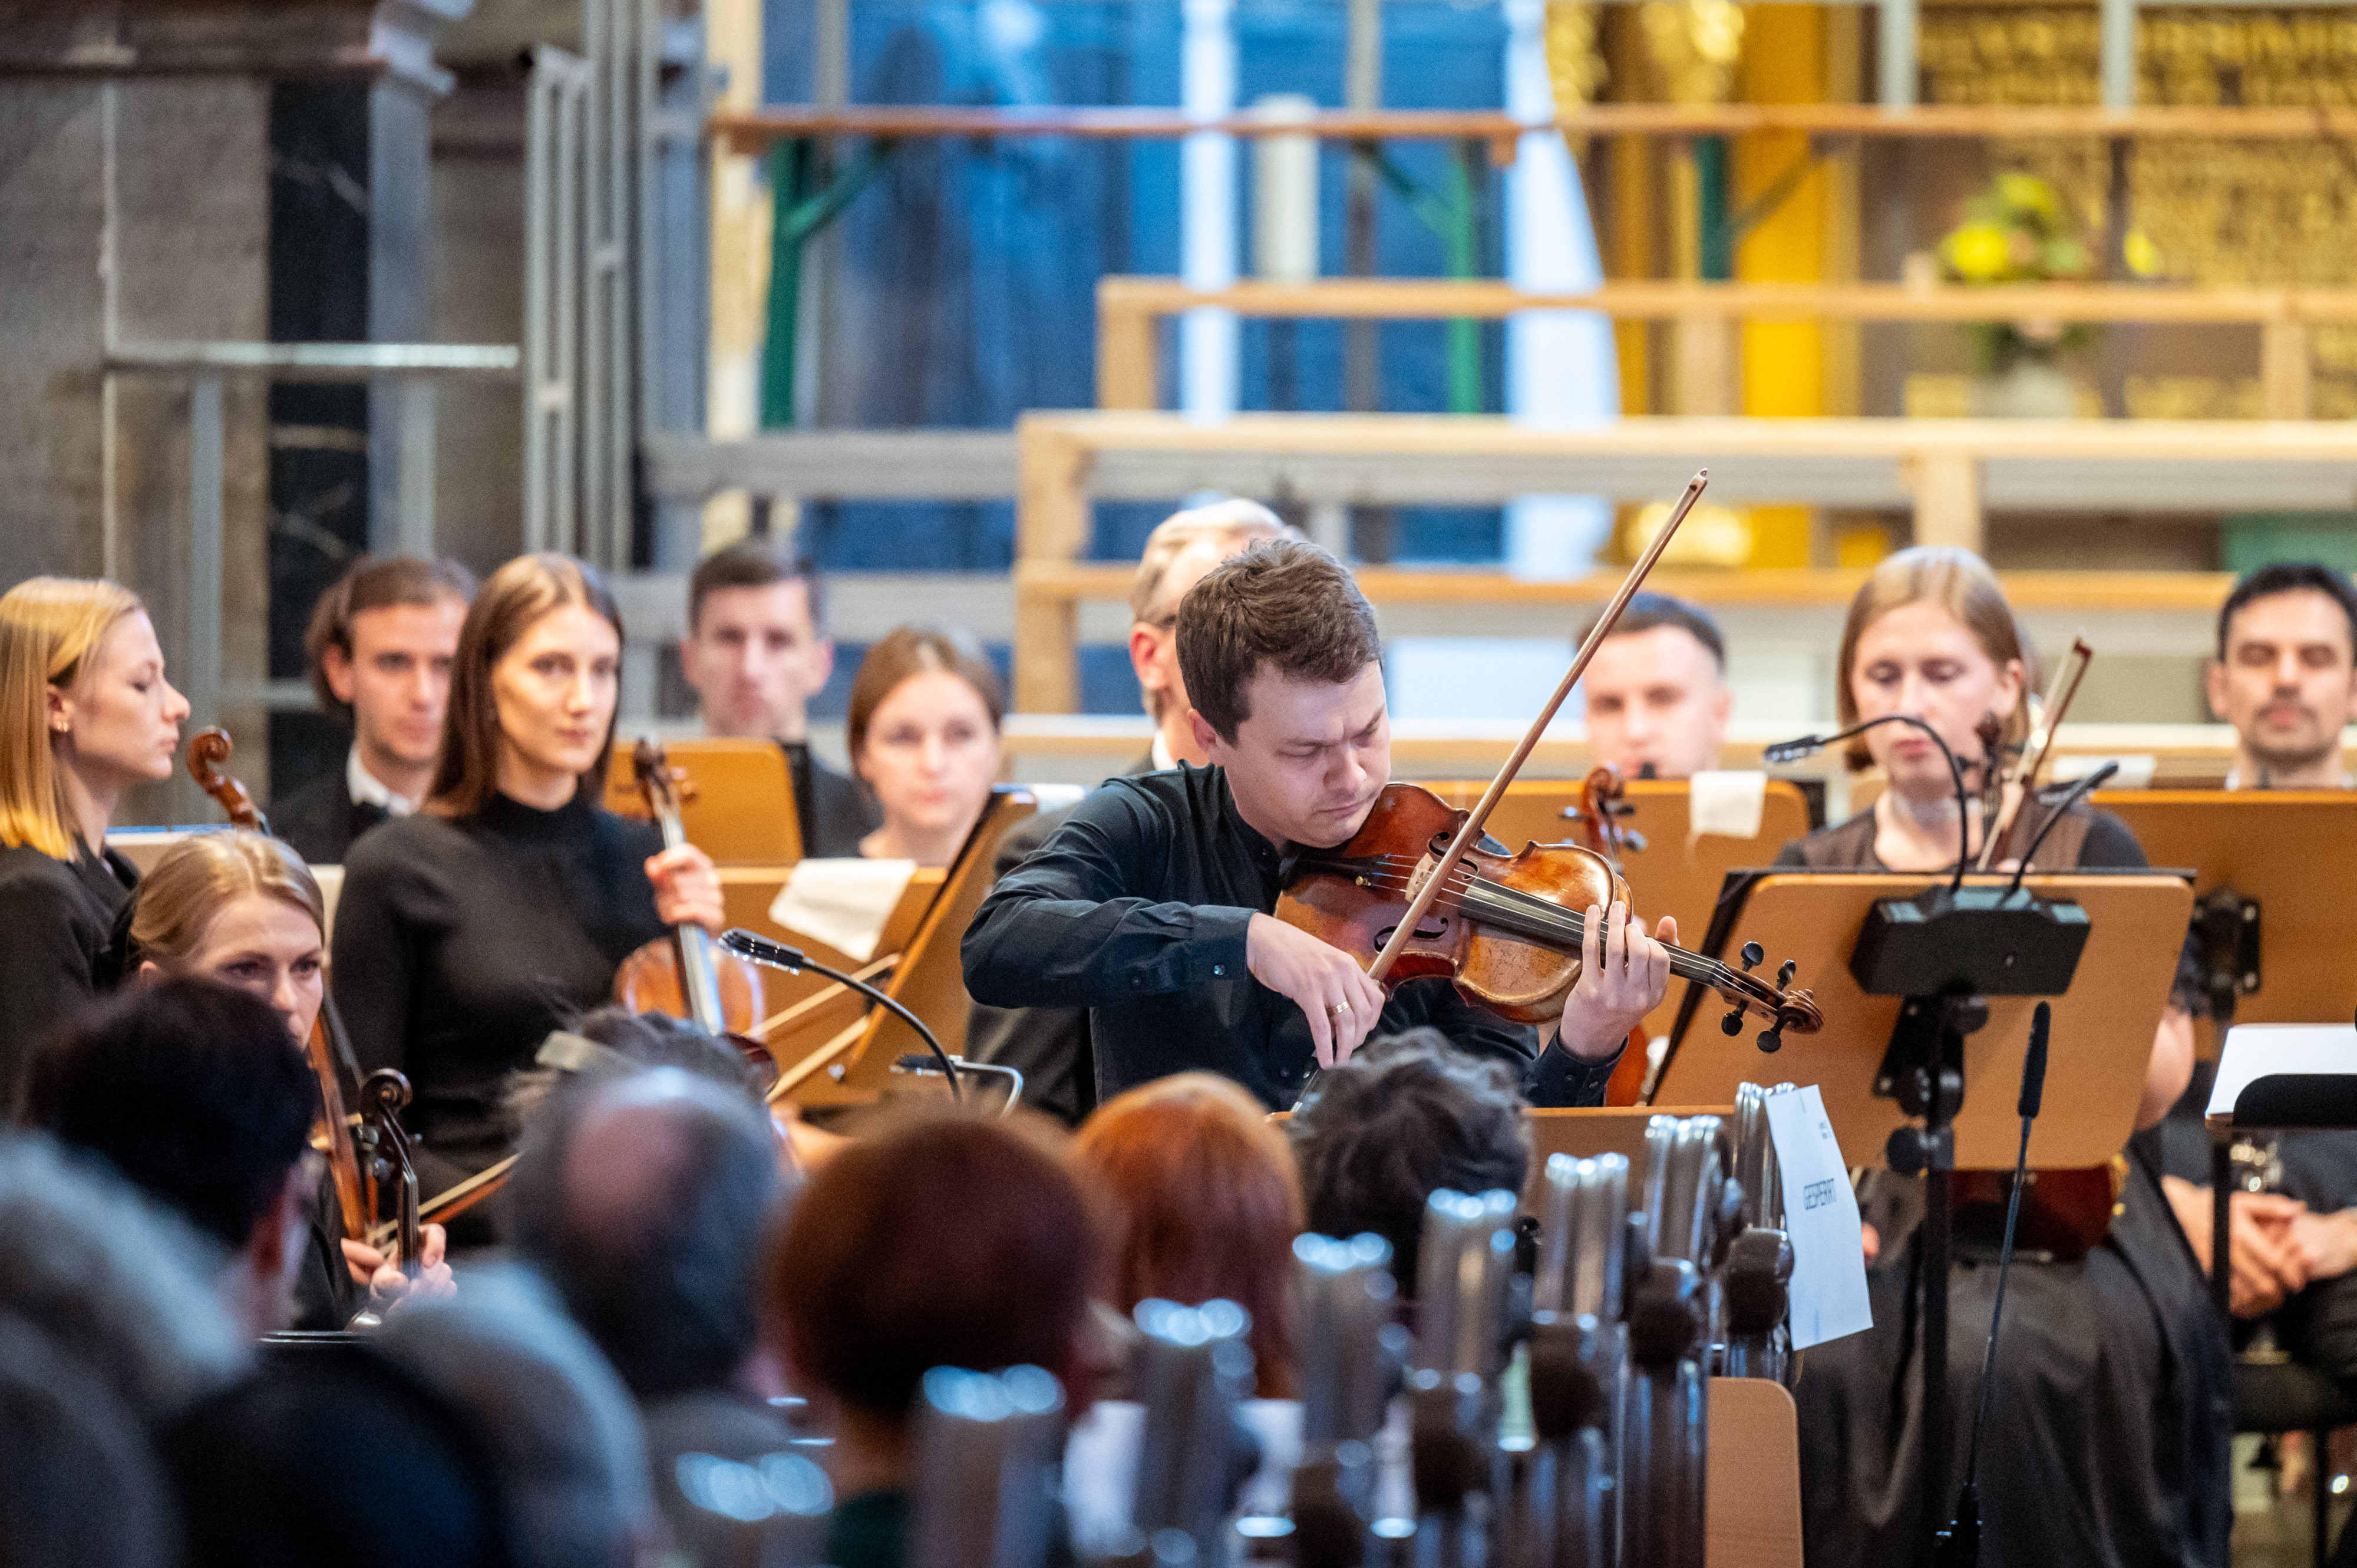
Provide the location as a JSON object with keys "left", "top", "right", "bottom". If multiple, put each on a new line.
{"left": 711, "top": 104, "right": 2357, "bottom": 154}
{"left": 2262, "top": 320, "right": 2313, "bottom": 422}
{"left": 1903, "top": 451, "right": 1983, "bottom": 552}
{"left": 1095, "top": 283, "right": 1158, "bottom": 411}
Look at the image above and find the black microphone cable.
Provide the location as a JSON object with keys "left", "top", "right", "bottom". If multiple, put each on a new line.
{"left": 2002, "top": 764, "right": 2121, "bottom": 897}
{"left": 1762, "top": 714, "right": 1978, "bottom": 892}
{"left": 719, "top": 927, "right": 961, "bottom": 1100}
{"left": 1936, "top": 999, "right": 2051, "bottom": 1568}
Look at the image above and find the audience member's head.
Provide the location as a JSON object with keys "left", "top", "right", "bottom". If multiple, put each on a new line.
{"left": 303, "top": 554, "right": 474, "bottom": 799}
{"left": 1075, "top": 1072, "right": 1303, "bottom": 1397}
{"left": 2209, "top": 561, "right": 2357, "bottom": 787}
{"left": 0, "top": 1133, "right": 247, "bottom": 1425}
{"left": 846, "top": 625, "right": 1005, "bottom": 867}
{"left": 682, "top": 539, "right": 834, "bottom": 744}
{"left": 375, "top": 1265, "right": 654, "bottom": 1568}
{"left": 1288, "top": 1029, "right": 1529, "bottom": 1292}
{"left": 501, "top": 1004, "right": 768, "bottom": 1132}
{"left": 1577, "top": 592, "right": 1732, "bottom": 781}
{"left": 19, "top": 979, "right": 318, "bottom": 1338}
{"left": 766, "top": 1109, "right": 1099, "bottom": 1477}
{"left": 505, "top": 1065, "right": 787, "bottom": 1402}
{"left": 1129, "top": 500, "right": 1296, "bottom": 764}
{"left": 163, "top": 1348, "right": 511, "bottom": 1568}
{"left": 0, "top": 1310, "right": 177, "bottom": 1568}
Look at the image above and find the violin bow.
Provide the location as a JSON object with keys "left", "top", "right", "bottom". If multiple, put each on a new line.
{"left": 1365, "top": 471, "right": 1711, "bottom": 986}
{"left": 1973, "top": 637, "right": 2093, "bottom": 871}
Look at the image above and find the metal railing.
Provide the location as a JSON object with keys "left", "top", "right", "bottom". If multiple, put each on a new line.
{"left": 104, "top": 342, "right": 520, "bottom": 739}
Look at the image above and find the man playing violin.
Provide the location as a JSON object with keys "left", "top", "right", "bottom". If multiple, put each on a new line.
{"left": 963, "top": 539, "right": 1673, "bottom": 1111}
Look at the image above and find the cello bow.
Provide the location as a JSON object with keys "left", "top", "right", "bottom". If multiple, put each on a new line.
{"left": 1365, "top": 472, "right": 1711, "bottom": 987}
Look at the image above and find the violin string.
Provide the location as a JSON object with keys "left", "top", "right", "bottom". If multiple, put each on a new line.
{"left": 1306, "top": 859, "right": 1745, "bottom": 989}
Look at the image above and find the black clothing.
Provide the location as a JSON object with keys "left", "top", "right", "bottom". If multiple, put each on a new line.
{"left": 329, "top": 791, "right": 667, "bottom": 1174}
{"left": 1778, "top": 804, "right": 2233, "bottom": 1568}
{"left": 290, "top": 1170, "right": 364, "bottom": 1331}
{"left": 0, "top": 841, "right": 137, "bottom": 1102}
{"left": 780, "top": 741, "right": 880, "bottom": 859}
{"left": 268, "top": 767, "right": 389, "bottom": 866}
{"left": 965, "top": 804, "right": 1097, "bottom": 1125}
{"left": 962, "top": 764, "right": 1621, "bottom": 1113}
{"left": 1772, "top": 800, "right": 2146, "bottom": 873}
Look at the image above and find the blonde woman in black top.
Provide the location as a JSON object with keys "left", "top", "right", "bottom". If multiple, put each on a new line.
{"left": 331, "top": 554, "right": 724, "bottom": 1191}
{"left": 0, "top": 576, "right": 190, "bottom": 1097}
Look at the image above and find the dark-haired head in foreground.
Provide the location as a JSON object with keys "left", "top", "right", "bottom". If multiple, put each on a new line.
{"left": 1288, "top": 1028, "right": 1530, "bottom": 1292}
{"left": 164, "top": 1347, "right": 511, "bottom": 1568}
{"left": 19, "top": 976, "right": 319, "bottom": 1337}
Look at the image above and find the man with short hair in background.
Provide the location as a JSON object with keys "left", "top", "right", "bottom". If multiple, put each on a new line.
{"left": 965, "top": 499, "right": 1293, "bottom": 1124}
{"left": 272, "top": 555, "right": 474, "bottom": 865}
{"left": 679, "top": 539, "right": 877, "bottom": 858}
{"left": 2206, "top": 560, "right": 2357, "bottom": 791}
{"left": 1577, "top": 592, "right": 1733, "bottom": 782}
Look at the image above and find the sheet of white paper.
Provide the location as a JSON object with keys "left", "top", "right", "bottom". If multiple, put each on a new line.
{"left": 1763, "top": 1084, "right": 1874, "bottom": 1349}
{"left": 767, "top": 857, "right": 917, "bottom": 962}
{"left": 2208, "top": 1024, "right": 2357, "bottom": 1121}
{"left": 1688, "top": 770, "right": 1767, "bottom": 841}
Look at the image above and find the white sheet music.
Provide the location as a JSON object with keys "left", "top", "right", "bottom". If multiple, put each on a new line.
{"left": 767, "top": 857, "right": 918, "bottom": 962}
{"left": 1764, "top": 1085, "right": 1874, "bottom": 1349}
{"left": 2207, "top": 1024, "right": 2357, "bottom": 1124}
{"left": 1688, "top": 770, "right": 1767, "bottom": 841}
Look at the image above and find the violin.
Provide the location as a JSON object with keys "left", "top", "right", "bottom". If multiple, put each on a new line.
{"left": 185, "top": 728, "right": 371, "bottom": 1245}
{"left": 358, "top": 1068, "right": 422, "bottom": 1276}
{"left": 1277, "top": 781, "right": 1823, "bottom": 1046}
{"left": 611, "top": 737, "right": 773, "bottom": 1038}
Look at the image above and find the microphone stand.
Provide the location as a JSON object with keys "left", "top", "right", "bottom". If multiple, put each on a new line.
{"left": 719, "top": 927, "right": 961, "bottom": 1100}
{"left": 1933, "top": 1002, "right": 2052, "bottom": 1568}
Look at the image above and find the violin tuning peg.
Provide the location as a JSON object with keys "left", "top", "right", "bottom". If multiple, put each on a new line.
{"left": 1720, "top": 1008, "right": 1744, "bottom": 1038}
{"left": 1739, "top": 941, "right": 1764, "bottom": 972}
{"left": 1776, "top": 958, "right": 1797, "bottom": 989}
{"left": 1757, "top": 1026, "right": 1784, "bottom": 1055}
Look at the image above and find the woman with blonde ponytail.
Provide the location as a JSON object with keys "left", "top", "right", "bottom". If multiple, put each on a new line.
{"left": 0, "top": 577, "right": 190, "bottom": 1096}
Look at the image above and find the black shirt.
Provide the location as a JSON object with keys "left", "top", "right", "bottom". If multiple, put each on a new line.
{"left": 962, "top": 764, "right": 1620, "bottom": 1113}
{"left": 779, "top": 741, "right": 881, "bottom": 860}
{"left": 329, "top": 791, "right": 667, "bottom": 1168}
{"left": 268, "top": 767, "right": 390, "bottom": 867}
{"left": 0, "top": 841, "right": 137, "bottom": 1102}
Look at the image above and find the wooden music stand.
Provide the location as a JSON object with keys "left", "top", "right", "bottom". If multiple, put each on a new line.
{"left": 1655, "top": 872, "right": 2193, "bottom": 1171}
{"left": 1706, "top": 1379, "right": 1803, "bottom": 1568}
{"left": 603, "top": 737, "right": 804, "bottom": 864}
{"left": 1430, "top": 778, "right": 1811, "bottom": 1039}
{"left": 725, "top": 865, "right": 943, "bottom": 1075}
{"left": 2093, "top": 790, "right": 2357, "bottom": 1039}
{"left": 783, "top": 786, "right": 1044, "bottom": 1111}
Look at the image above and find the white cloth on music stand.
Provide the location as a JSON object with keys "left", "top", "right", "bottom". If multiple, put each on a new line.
{"left": 767, "top": 858, "right": 916, "bottom": 962}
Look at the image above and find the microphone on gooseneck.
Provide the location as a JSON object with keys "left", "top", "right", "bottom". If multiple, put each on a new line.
{"left": 1936, "top": 1001, "right": 2052, "bottom": 1568}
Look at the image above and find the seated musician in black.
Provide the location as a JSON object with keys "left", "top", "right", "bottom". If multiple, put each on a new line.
{"left": 269, "top": 553, "right": 473, "bottom": 866}
{"left": 108, "top": 828, "right": 453, "bottom": 1327}
{"left": 331, "top": 553, "right": 725, "bottom": 1199}
{"left": 963, "top": 538, "right": 1671, "bottom": 1113}
{"left": 679, "top": 539, "right": 878, "bottom": 857}
{"left": 0, "top": 576, "right": 189, "bottom": 1101}
{"left": 1775, "top": 546, "right": 2227, "bottom": 1568}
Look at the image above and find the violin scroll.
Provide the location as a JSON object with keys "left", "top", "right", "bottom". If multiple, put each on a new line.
{"left": 186, "top": 726, "right": 266, "bottom": 832}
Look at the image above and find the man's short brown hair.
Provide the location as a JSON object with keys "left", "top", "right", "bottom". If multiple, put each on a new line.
{"left": 303, "top": 555, "right": 476, "bottom": 722}
{"left": 1176, "top": 539, "right": 1381, "bottom": 742}
{"left": 688, "top": 538, "right": 826, "bottom": 636}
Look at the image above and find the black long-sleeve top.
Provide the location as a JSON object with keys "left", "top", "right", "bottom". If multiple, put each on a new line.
{"left": 961, "top": 764, "right": 1620, "bottom": 1113}
{"left": 0, "top": 842, "right": 137, "bottom": 1106}
{"left": 329, "top": 791, "right": 666, "bottom": 1169}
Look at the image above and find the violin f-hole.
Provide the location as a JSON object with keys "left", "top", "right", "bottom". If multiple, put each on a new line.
{"left": 1374, "top": 916, "right": 1450, "bottom": 949}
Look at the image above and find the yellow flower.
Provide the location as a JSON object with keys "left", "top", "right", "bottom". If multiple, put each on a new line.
{"left": 1944, "top": 222, "right": 2013, "bottom": 282}
{"left": 2122, "top": 229, "right": 2164, "bottom": 277}
{"left": 1995, "top": 172, "right": 2062, "bottom": 224}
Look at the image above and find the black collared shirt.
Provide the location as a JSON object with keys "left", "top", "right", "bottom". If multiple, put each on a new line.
{"left": 962, "top": 764, "right": 1620, "bottom": 1111}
